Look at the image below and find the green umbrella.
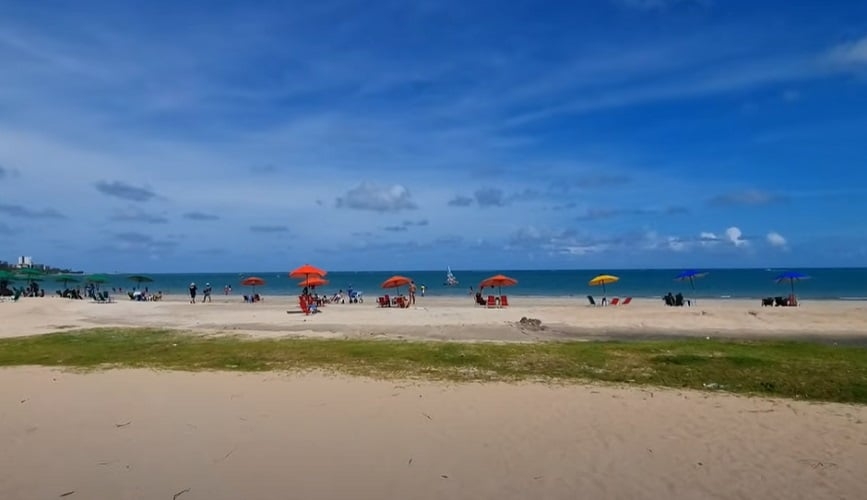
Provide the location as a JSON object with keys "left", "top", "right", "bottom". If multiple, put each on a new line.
{"left": 15, "top": 268, "right": 43, "bottom": 279}
{"left": 56, "top": 275, "right": 81, "bottom": 288}
{"left": 128, "top": 275, "right": 153, "bottom": 284}
{"left": 86, "top": 274, "right": 108, "bottom": 283}
{"left": 0, "top": 270, "right": 17, "bottom": 288}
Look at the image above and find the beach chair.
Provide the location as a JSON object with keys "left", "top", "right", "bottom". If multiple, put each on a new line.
{"left": 609, "top": 298, "right": 620, "bottom": 306}
{"left": 788, "top": 294, "right": 799, "bottom": 307}
{"left": 621, "top": 297, "right": 632, "bottom": 306}
{"left": 486, "top": 295, "right": 496, "bottom": 308}
{"left": 774, "top": 296, "right": 786, "bottom": 307}
{"left": 383, "top": 294, "right": 391, "bottom": 307}
{"left": 377, "top": 296, "right": 387, "bottom": 307}
{"left": 587, "top": 295, "right": 596, "bottom": 306}
{"left": 299, "top": 296, "right": 319, "bottom": 315}
{"left": 499, "top": 295, "right": 509, "bottom": 307}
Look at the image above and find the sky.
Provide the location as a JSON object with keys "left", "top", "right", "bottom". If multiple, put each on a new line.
{"left": 1, "top": 0, "right": 866, "bottom": 272}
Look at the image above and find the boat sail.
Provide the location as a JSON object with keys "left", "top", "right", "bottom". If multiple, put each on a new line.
{"left": 444, "top": 267, "right": 459, "bottom": 286}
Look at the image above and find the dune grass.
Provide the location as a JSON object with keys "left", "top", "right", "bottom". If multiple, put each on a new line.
{"left": 0, "top": 328, "right": 865, "bottom": 403}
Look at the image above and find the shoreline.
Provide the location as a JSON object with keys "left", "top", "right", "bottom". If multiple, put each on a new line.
{"left": 3, "top": 294, "right": 866, "bottom": 342}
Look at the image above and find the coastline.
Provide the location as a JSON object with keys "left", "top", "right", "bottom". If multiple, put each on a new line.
{"left": 4, "top": 294, "right": 867, "bottom": 342}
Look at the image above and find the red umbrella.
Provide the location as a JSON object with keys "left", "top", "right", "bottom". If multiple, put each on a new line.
{"left": 298, "top": 276, "right": 329, "bottom": 288}
{"left": 479, "top": 274, "right": 518, "bottom": 296}
{"left": 381, "top": 275, "right": 412, "bottom": 295}
{"left": 289, "top": 264, "right": 327, "bottom": 280}
{"left": 241, "top": 276, "right": 265, "bottom": 295}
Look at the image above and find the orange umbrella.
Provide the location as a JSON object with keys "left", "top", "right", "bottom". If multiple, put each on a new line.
{"left": 298, "top": 276, "right": 329, "bottom": 288}
{"left": 479, "top": 274, "right": 518, "bottom": 296}
{"left": 381, "top": 275, "right": 412, "bottom": 295}
{"left": 241, "top": 276, "right": 265, "bottom": 295}
{"left": 289, "top": 264, "right": 327, "bottom": 279}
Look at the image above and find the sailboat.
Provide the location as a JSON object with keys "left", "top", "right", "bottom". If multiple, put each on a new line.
{"left": 444, "top": 267, "right": 459, "bottom": 286}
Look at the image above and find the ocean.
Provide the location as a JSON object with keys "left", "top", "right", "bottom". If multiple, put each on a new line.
{"left": 90, "top": 268, "right": 867, "bottom": 301}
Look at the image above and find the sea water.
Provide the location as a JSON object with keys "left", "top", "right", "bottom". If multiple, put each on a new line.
{"left": 89, "top": 268, "right": 867, "bottom": 300}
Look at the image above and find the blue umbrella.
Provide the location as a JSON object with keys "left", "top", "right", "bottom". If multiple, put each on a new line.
{"left": 674, "top": 270, "right": 708, "bottom": 292}
{"left": 775, "top": 271, "right": 809, "bottom": 295}
{"left": 675, "top": 270, "right": 708, "bottom": 305}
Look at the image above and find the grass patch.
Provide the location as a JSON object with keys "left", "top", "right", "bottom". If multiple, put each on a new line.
{"left": 0, "top": 328, "right": 865, "bottom": 404}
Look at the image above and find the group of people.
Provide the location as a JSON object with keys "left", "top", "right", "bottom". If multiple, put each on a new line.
{"left": 188, "top": 283, "right": 213, "bottom": 304}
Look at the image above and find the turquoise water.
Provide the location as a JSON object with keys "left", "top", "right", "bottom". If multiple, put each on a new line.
{"left": 90, "top": 268, "right": 867, "bottom": 300}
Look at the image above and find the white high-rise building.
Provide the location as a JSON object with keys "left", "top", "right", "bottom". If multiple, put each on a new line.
{"left": 17, "top": 256, "right": 33, "bottom": 268}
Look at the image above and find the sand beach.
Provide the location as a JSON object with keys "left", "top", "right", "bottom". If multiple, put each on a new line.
{"left": 2, "top": 294, "right": 866, "bottom": 343}
{"left": 2, "top": 295, "right": 866, "bottom": 499}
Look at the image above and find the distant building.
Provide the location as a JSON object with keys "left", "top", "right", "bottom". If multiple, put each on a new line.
{"left": 17, "top": 256, "right": 33, "bottom": 268}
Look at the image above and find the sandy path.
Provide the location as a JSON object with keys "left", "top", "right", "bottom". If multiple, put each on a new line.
{"left": 2, "top": 295, "right": 866, "bottom": 342}
{"left": 0, "top": 368, "right": 864, "bottom": 499}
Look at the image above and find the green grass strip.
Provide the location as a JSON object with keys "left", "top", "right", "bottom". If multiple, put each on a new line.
{"left": 1, "top": 328, "right": 865, "bottom": 404}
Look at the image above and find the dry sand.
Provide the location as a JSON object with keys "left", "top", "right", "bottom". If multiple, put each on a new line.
{"left": 2, "top": 294, "right": 866, "bottom": 342}
{"left": 1, "top": 367, "right": 865, "bottom": 500}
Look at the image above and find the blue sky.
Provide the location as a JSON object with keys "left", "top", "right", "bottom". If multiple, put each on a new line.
{"left": 1, "top": 0, "right": 866, "bottom": 272}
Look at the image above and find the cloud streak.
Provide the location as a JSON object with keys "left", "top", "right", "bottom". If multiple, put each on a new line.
{"left": 0, "top": 203, "right": 65, "bottom": 219}
{"left": 94, "top": 181, "right": 157, "bottom": 202}
{"left": 336, "top": 183, "right": 417, "bottom": 212}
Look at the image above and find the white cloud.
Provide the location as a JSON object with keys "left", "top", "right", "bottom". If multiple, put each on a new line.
{"left": 767, "top": 231, "right": 787, "bottom": 248}
{"left": 828, "top": 36, "right": 867, "bottom": 66}
{"left": 725, "top": 226, "right": 748, "bottom": 247}
{"left": 335, "top": 183, "right": 418, "bottom": 212}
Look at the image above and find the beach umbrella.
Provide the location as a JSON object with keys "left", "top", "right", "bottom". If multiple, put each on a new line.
{"left": 381, "top": 275, "right": 412, "bottom": 295}
{"left": 298, "top": 276, "right": 329, "bottom": 288}
{"left": 15, "top": 268, "right": 42, "bottom": 282}
{"left": 775, "top": 271, "right": 809, "bottom": 295}
{"left": 55, "top": 275, "right": 80, "bottom": 288}
{"left": 289, "top": 264, "right": 327, "bottom": 283}
{"left": 241, "top": 276, "right": 265, "bottom": 295}
{"left": 589, "top": 274, "right": 619, "bottom": 295}
{"left": 674, "top": 270, "right": 708, "bottom": 292}
{"left": 86, "top": 274, "right": 109, "bottom": 285}
{"left": 128, "top": 275, "right": 153, "bottom": 286}
{"left": 0, "top": 270, "right": 17, "bottom": 288}
{"left": 479, "top": 274, "right": 518, "bottom": 296}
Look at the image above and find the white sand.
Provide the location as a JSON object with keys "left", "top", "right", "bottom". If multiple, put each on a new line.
{"left": 2, "top": 294, "right": 866, "bottom": 342}
{"left": 1, "top": 367, "right": 864, "bottom": 500}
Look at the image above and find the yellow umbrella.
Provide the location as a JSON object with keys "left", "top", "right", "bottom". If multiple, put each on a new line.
{"left": 589, "top": 274, "right": 619, "bottom": 295}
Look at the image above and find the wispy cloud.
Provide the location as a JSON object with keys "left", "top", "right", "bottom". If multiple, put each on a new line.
{"left": 109, "top": 207, "right": 168, "bottom": 224}
{"left": 0, "top": 203, "right": 65, "bottom": 219}
{"left": 183, "top": 211, "right": 220, "bottom": 221}
{"left": 708, "top": 190, "right": 787, "bottom": 207}
{"left": 94, "top": 181, "right": 157, "bottom": 202}
{"left": 767, "top": 231, "right": 787, "bottom": 248}
{"left": 574, "top": 206, "right": 688, "bottom": 221}
{"left": 612, "top": 0, "right": 710, "bottom": 11}
{"left": 336, "top": 183, "right": 417, "bottom": 212}
{"left": 249, "top": 225, "right": 289, "bottom": 233}
{"left": 447, "top": 195, "right": 474, "bottom": 207}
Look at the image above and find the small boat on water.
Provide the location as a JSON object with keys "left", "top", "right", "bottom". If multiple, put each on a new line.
{"left": 444, "top": 267, "right": 459, "bottom": 286}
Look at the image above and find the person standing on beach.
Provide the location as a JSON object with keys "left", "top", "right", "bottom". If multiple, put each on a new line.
{"left": 420, "top": 284, "right": 426, "bottom": 297}
{"left": 409, "top": 281, "right": 417, "bottom": 306}
{"left": 189, "top": 282, "right": 198, "bottom": 304}
{"left": 203, "top": 283, "right": 212, "bottom": 303}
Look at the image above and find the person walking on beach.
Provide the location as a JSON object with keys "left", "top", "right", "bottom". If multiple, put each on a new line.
{"left": 189, "top": 282, "right": 198, "bottom": 304}
{"left": 203, "top": 283, "right": 212, "bottom": 303}
{"left": 409, "top": 281, "right": 417, "bottom": 306}
{"left": 420, "top": 284, "right": 426, "bottom": 297}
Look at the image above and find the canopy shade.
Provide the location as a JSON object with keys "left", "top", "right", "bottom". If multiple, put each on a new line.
{"left": 298, "top": 277, "right": 329, "bottom": 288}
{"left": 241, "top": 277, "right": 266, "bottom": 287}
{"left": 289, "top": 264, "right": 327, "bottom": 279}
{"left": 589, "top": 274, "right": 619, "bottom": 295}
{"left": 128, "top": 275, "right": 153, "bottom": 284}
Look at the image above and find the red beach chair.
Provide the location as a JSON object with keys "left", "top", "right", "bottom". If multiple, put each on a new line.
{"left": 500, "top": 295, "right": 509, "bottom": 307}
{"left": 486, "top": 295, "right": 496, "bottom": 308}
{"left": 621, "top": 297, "right": 632, "bottom": 305}
{"left": 610, "top": 298, "right": 620, "bottom": 306}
